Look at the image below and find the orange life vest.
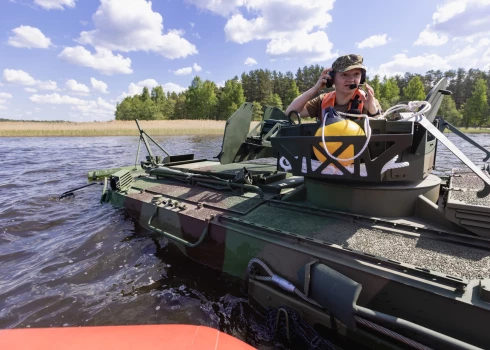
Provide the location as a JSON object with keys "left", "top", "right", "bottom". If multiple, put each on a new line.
{"left": 320, "top": 89, "right": 365, "bottom": 121}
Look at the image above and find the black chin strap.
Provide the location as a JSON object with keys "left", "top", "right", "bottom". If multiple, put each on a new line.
{"left": 347, "top": 94, "right": 361, "bottom": 115}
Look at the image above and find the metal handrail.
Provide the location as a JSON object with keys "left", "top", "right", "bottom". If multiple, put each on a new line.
{"left": 147, "top": 206, "right": 210, "bottom": 247}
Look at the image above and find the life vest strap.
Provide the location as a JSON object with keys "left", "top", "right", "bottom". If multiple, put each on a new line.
{"left": 321, "top": 90, "right": 365, "bottom": 121}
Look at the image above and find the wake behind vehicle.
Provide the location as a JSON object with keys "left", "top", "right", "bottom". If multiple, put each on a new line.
{"left": 88, "top": 78, "right": 490, "bottom": 350}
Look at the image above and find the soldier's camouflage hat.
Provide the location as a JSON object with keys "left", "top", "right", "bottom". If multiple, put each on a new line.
{"left": 332, "top": 54, "right": 366, "bottom": 73}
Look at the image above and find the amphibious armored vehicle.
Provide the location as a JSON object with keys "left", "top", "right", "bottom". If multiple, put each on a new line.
{"left": 88, "top": 78, "right": 490, "bottom": 349}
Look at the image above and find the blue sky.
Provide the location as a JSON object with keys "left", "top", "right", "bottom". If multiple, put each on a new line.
{"left": 1, "top": 0, "right": 490, "bottom": 121}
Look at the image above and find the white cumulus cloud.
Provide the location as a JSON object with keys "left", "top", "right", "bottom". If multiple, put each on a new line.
{"left": 479, "top": 38, "right": 490, "bottom": 46}
{"left": 128, "top": 79, "right": 159, "bottom": 96}
{"left": 356, "top": 34, "right": 391, "bottom": 49}
{"left": 71, "top": 97, "right": 115, "bottom": 120}
{"left": 193, "top": 63, "right": 202, "bottom": 72}
{"left": 66, "top": 79, "right": 90, "bottom": 93}
{"left": 244, "top": 57, "right": 257, "bottom": 66}
{"left": 445, "top": 45, "right": 477, "bottom": 63}
{"left": 37, "top": 80, "right": 58, "bottom": 90}
{"left": 186, "top": 0, "right": 244, "bottom": 16}
{"left": 118, "top": 79, "right": 186, "bottom": 100}
{"left": 117, "top": 79, "right": 159, "bottom": 100}
{"left": 161, "top": 82, "right": 186, "bottom": 94}
{"left": 29, "top": 92, "right": 116, "bottom": 121}
{"left": 33, "top": 0, "right": 76, "bottom": 10}
{"left": 188, "top": 0, "right": 336, "bottom": 61}
{"left": 8, "top": 26, "right": 53, "bottom": 49}
{"left": 174, "top": 67, "right": 193, "bottom": 75}
{"left": 374, "top": 53, "right": 452, "bottom": 77}
{"left": 414, "top": 0, "right": 490, "bottom": 47}
{"left": 25, "top": 88, "right": 38, "bottom": 93}
{"left": 77, "top": 0, "right": 197, "bottom": 59}
{"left": 444, "top": 40, "right": 490, "bottom": 69}
{"left": 433, "top": 1, "right": 467, "bottom": 24}
{"left": 58, "top": 46, "right": 132, "bottom": 75}
{"left": 3, "top": 69, "right": 57, "bottom": 90}
{"left": 414, "top": 26, "right": 448, "bottom": 46}
{"left": 0, "top": 93, "right": 14, "bottom": 99}
{"left": 30, "top": 93, "right": 86, "bottom": 105}
{"left": 171, "top": 63, "right": 202, "bottom": 76}
{"left": 3, "top": 69, "right": 37, "bottom": 85}
{"left": 91, "top": 77, "right": 108, "bottom": 93}
{"left": 266, "top": 31, "right": 336, "bottom": 62}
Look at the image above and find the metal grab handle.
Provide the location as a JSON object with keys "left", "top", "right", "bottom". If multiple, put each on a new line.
{"left": 148, "top": 206, "right": 210, "bottom": 247}
{"left": 287, "top": 110, "right": 301, "bottom": 125}
{"left": 440, "top": 119, "right": 490, "bottom": 162}
{"left": 419, "top": 118, "right": 490, "bottom": 198}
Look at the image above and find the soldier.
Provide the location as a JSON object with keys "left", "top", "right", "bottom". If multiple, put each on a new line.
{"left": 285, "top": 54, "right": 382, "bottom": 121}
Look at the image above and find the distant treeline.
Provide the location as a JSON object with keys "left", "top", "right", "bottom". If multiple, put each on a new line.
{"left": 115, "top": 66, "right": 490, "bottom": 128}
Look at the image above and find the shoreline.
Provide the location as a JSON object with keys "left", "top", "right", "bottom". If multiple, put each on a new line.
{"left": 0, "top": 120, "right": 489, "bottom": 136}
{"left": 0, "top": 120, "right": 240, "bottom": 137}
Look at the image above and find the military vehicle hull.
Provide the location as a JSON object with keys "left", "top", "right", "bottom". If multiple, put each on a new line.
{"left": 89, "top": 158, "right": 490, "bottom": 350}
{"left": 87, "top": 79, "right": 490, "bottom": 349}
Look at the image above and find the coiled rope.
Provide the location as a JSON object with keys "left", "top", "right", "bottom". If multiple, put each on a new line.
{"left": 278, "top": 100, "right": 432, "bottom": 173}
{"left": 321, "top": 111, "right": 372, "bottom": 163}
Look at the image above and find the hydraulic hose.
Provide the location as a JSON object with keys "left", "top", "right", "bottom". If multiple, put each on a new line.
{"left": 247, "top": 258, "right": 482, "bottom": 350}
{"left": 355, "top": 306, "right": 482, "bottom": 350}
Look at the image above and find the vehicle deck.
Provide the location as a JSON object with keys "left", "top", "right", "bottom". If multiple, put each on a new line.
{"left": 126, "top": 159, "right": 490, "bottom": 281}
{"left": 242, "top": 203, "right": 490, "bottom": 280}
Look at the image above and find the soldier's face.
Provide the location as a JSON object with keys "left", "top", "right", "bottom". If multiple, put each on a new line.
{"left": 334, "top": 69, "right": 362, "bottom": 93}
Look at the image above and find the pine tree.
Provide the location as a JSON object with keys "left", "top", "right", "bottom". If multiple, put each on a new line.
{"left": 252, "top": 101, "right": 263, "bottom": 121}
{"left": 283, "top": 80, "right": 300, "bottom": 108}
{"left": 380, "top": 77, "right": 400, "bottom": 110}
{"left": 439, "top": 96, "right": 462, "bottom": 126}
{"left": 367, "top": 75, "right": 381, "bottom": 97}
{"left": 463, "top": 78, "right": 489, "bottom": 128}
{"left": 450, "top": 68, "right": 466, "bottom": 109}
{"left": 403, "top": 76, "right": 426, "bottom": 101}
{"left": 151, "top": 86, "right": 167, "bottom": 119}
{"left": 141, "top": 87, "right": 150, "bottom": 102}
{"left": 264, "top": 93, "right": 283, "bottom": 110}
{"left": 216, "top": 79, "right": 246, "bottom": 119}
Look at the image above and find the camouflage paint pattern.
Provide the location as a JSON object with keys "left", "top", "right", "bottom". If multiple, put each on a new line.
{"left": 88, "top": 78, "right": 490, "bottom": 349}
{"left": 92, "top": 168, "right": 490, "bottom": 349}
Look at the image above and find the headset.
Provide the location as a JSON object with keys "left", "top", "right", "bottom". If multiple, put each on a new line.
{"left": 325, "top": 71, "right": 335, "bottom": 88}
{"left": 325, "top": 70, "right": 366, "bottom": 89}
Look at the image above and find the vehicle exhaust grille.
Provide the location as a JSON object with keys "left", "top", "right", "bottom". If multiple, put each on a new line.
{"left": 110, "top": 170, "right": 133, "bottom": 192}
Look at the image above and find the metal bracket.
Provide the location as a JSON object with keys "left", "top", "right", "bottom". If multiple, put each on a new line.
{"left": 148, "top": 206, "right": 211, "bottom": 247}
{"left": 419, "top": 117, "right": 490, "bottom": 198}
{"left": 303, "top": 259, "right": 319, "bottom": 298}
{"left": 275, "top": 307, "right": 291, "bottom": 341}
{"left": 438, "top": 117, "right": 490, "bottom": 162}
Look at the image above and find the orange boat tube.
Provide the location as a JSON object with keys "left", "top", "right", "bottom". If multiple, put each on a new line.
{"left": 0, "top": 324, "right": 256, "bottom": 350}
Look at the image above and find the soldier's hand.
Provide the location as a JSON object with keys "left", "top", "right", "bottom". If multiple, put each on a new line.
{"left": 364, "top": 83, "right": 378, "bottom": 115}
{"left": 315, "top": 68, "right": 332, "bottom": 91}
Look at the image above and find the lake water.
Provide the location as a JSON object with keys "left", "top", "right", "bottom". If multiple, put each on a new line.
{"left": 0, "top": 132, "right": 489, "bottom": 348}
